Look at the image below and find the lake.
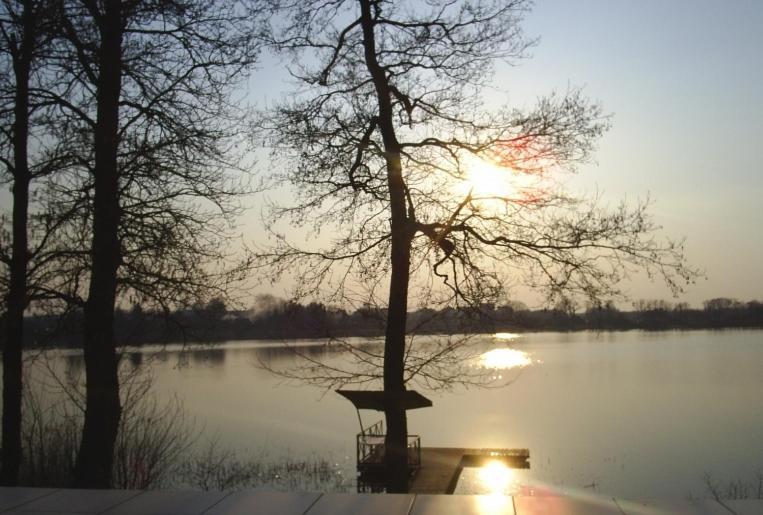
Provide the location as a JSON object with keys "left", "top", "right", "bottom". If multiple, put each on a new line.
{"left": 27, "top": 329, "right": 763, "bottom": 498}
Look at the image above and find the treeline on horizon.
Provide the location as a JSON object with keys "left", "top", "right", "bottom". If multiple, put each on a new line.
{"left": 10, "top": 296, "right": 763, "bottom": 349}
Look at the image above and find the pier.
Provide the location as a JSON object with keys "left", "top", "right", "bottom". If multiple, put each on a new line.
{"left": 411, "top": 447, "right": 530, "bottom": 494}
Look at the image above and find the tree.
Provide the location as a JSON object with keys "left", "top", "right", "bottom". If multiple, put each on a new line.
{"left": 260, "top": 0, "right": 696, "bottom": 492}
{"left": 0, "top": 0, "right": 68, "bottom": 485}
{"left": 0, "top": 0, "right": 38, "bottom": 485}
{"left": 43, "top": 0, "right": 262, "bottom": 487}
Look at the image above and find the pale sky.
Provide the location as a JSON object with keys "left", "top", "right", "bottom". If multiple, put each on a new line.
{"left": 507, "top": 0, "right": 763, "bottom": 305}
{"left": 3, "top": 1, "right": 759, "bottom": 309}
{"left": 242, "top": 0, "right": 763, "bottom": 307}
{"left": 245, "top": 0, "right": 763, "bottom": 308}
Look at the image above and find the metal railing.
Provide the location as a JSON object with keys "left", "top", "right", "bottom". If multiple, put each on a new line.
{"left": 357, "top": 420, "right": 385, "bottom": 468}
{"left": 356, "top": 420, "right": 421, "bottom": 477}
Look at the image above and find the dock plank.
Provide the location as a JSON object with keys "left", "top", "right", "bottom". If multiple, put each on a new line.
{"left": 305, "top": 493, "right": 413, "bottom": 515}
{"left": 11, "top": 489, "right": 141, "bottom": 513}
{"left": 411, "top": 494, "right": 515, "bottom": 515}
{"left": 0, "top": 488, "right": 58, "bottom": 512}
{"left": 101, "top": 490, "right": 230, "bottom": 515}
{"left": 202, "top": 491, "right": 321, "bottom": 515}
{"left": 514, "top": 495, "right": 623, "bottom": 515}
{"left": 615, "top": 498, "right": 733, "bottom": 515}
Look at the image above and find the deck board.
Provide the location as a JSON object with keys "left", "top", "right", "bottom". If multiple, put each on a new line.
{"left": 614, "top": 498, "right": 734, "bottom": 515}
{"left": 201, "top": 491, "right": 321, "bottom": 515}
{"left": 514, "top": 495, "right": 623, "bottom": 515}
{"left": 410, "top": 494, "right": 515, "bottom": 515}
{"left": 305, "top": 493, "right": 414, "bottom": 515}
{"left": 100, "top": 490, "right": 230, "bottom": 515}
{"left": 1, "top": 488, "right": 759, "bottom": 514}
{"left": 12, "top": 489, "right": 141, "bottom": 513}
{"left": 0, "top": 488, "right": 58, "bottom": 512}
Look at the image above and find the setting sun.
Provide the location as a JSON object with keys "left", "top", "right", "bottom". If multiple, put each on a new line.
{"left": 457, "top": 155, "right": 515, "bottom": 201}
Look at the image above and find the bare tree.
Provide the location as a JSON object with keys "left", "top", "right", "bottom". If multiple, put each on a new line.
{"left": 259, "top": 0, "right": 696, "bottom": 492}
{"left": 0, "top": 0, "right": 68, "bottom": 485}
{"left": 40, "top": 0, "right": 263, "bottom": 487}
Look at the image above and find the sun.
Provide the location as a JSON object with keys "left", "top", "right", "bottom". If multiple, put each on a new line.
{"left": 458, "top": 155, "right": 515, "bottom": 200}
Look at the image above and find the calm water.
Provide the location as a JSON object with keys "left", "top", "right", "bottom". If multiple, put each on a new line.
{"left": 29, "top": 329, "right": 763, "bottom": 497}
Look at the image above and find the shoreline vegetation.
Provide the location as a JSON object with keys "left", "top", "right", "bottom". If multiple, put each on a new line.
{"left": 7, "top": 297, "right": 762, "bottom": 350}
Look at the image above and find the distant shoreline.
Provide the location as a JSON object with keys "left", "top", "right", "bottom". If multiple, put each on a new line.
{"left": 13, "top": 310, "right": 763, "bottom": 350}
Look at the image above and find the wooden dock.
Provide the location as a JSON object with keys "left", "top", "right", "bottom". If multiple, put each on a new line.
{"left": 0, "top": 487, "right": 756, "bottom": 514}
{"left": 410, "top": 447, "right": 530, "bottom": 494}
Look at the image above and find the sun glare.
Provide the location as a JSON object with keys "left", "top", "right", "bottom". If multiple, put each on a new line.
{"left": 478, "top": 460, "right": 514, "bottom": 494}
{"left": 458, "top": 155, "right": 515, "bottom": 200}
{"left": 481, "top": 348, "right": 531, "bottom": 370}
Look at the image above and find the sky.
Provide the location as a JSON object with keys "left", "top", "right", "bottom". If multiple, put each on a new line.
{"left": 504, "top": 0, "right": 763, "bottom": 306}
{"left": 244, "top": 0, "right": 763, "bottom": 309}
{"left": 2, "top": 1, "right": 758, "bottom": 309}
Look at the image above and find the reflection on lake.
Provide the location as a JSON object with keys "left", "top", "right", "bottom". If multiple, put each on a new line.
{"left": 480, "top": 348, "right": 532, "bottom": 370}
{"left": 494, "top": 332, "right": 521, "bottom": 341}
{"left": 25, "top": 329, "right": 763, "bottom": 498}
{"left": 479, "top": 461, "right": 514, "bottom": 494}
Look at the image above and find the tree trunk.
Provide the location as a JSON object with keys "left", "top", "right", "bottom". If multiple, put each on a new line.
{"left": 358, "top": 0, "right": 412, "bottom": 493}
{"left": 1, "top": 0, "right": 35, "bottom": 486}
{"left": 73, "top": 1, "right": 123, "bottom": 489}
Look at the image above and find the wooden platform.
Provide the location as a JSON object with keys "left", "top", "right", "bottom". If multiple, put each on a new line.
{"left": 410, "top": 448, "right": 530, "bottom": 494}
{"left": 0, "top": 487, "right": 755, "bottom": 514}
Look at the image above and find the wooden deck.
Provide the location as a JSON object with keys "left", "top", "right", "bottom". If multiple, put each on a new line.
{"left": 410, "top": 447, "right": 530, "bottom": 494}
{"left": 0, "top": 487, "right": 759, "bottom": 514}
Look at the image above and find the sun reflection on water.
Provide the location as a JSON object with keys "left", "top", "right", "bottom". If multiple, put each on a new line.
{"left": 493, "top": 332, "right": 521, "bottom": 341}
{"left": 481, "top": 348, "right": 531, "bottom": 370}
{"left": 479, "top": 460, "right": 514, "bottom": 494}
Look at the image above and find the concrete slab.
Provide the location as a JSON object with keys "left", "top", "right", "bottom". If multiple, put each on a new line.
{"left": 615, "top": 498, "right": 733, "bottom": 515}
{"left": 514, "top": 495, "right": 623, "bottom": 515}
{"left": 202, "top": 491, "right": 321, "bottom": 515}
{"left": 306, "top": 493, "right": 413, "bottom": 515}
{"left": 0, "top": 488, "right": 58, "bottom": 511}
{"left": 101, "top": 490, "right": 230, "bottom": 515}
{"left": 13, "top": 489, "right": 141, "bottom": 513}
{"left": 411, "top": 494, "right": 515, "bottom": 515}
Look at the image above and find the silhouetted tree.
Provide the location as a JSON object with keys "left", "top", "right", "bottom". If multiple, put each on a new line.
{"left": 0, "top": 0, "right": 39, "bottom": 485}
{"left": 45, "top": 0, "right": 263, "bottom": 488}
{"left": 260, "top": 0, "right": 695, "bottom": 492}
{"left": 0, "top": 0, "right": 69, "bottom": 485}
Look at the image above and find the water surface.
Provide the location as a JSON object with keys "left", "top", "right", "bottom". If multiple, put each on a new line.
{"left": 30, "top": 329, "right": 763, "bottom": 497}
